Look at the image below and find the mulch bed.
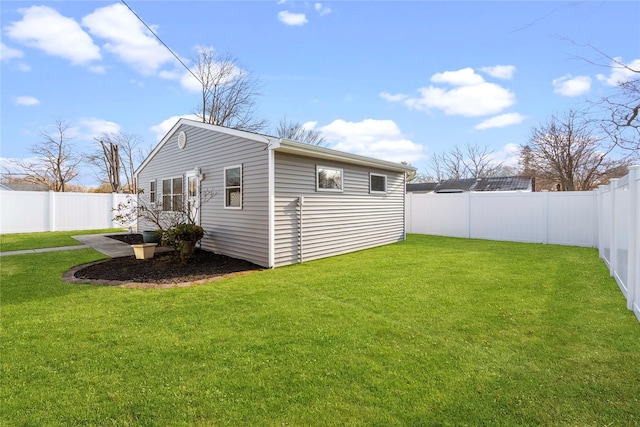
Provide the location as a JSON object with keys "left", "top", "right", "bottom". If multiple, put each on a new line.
{"left": 107, "top": 233, "right": 145, "bottom": 245}
{"left": 70, "top": 234, "right": 262, "bottom": 286}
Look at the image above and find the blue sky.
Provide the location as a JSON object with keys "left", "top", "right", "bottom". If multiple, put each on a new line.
{"left": 1, "top": 1, "right": 638, "bottom": 186}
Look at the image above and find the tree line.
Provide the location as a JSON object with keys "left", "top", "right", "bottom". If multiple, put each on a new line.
{"left": 3, "top": 47, "right": 637, "bottom": 192}
{"left": 416, "top": 49, "right": 639, "bottom": 191}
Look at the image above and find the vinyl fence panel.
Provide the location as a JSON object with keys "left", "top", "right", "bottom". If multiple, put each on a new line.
{"left": 0, "top": 191, "right": 130, "bottom": 234}
{"left": 468, "top": 192, "right": 547, "bottom": 243}
{"left": 547, "top": 192, "right": 597, "bottom": 246}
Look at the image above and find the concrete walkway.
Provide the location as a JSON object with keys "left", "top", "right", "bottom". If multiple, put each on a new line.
{"left": 0, "top": 233, "right": 171, "bottom": 258}
{"left": 0, "top": 245, "right": 89, "bottom": 257}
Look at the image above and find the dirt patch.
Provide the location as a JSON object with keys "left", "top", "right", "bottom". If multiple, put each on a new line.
{"left": 68, "top": 245, "right": 262, "bottom": 288}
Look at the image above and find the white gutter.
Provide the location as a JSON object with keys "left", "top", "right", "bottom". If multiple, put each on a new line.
{"left": 275, "top": 139, "right": 416, "bottom": 173}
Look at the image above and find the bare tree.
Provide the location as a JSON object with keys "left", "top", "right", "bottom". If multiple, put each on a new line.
{"left": 442, "top": 146, "right": 466, "bottom": 179}
{"left": 191, "top": 47, "right": 267, "bottom": 132}
{"left": 522, "top": 109, "right": 630, "bottom": 191}
{"left": 13, "top": 119, "right": 81, "bottom": 192}
{"left": 88, "top": 132, "right": 144, "bottom": 193}
{"left": 426, "top": 153, "right": 446, "bottom": 182}
{"left": 276, "top": 117, "right": 327, "bottom": 146}
{"left": 562, "top": 40, "right": 639, "bottom": 153}
{"left": 427, "top": 143, "right": 504, "bottom": 180}
{"left": 590, "top": 77, "right": 640, "bottom": 153}
{"left": 461, "top": 143, "right": 504, "bottom": 178}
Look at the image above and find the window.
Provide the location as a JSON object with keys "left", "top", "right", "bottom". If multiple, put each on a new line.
{"left": 224, "top": 165, "right": 242, "bottom": 208}
{"left": 162, "top": 177, "right": 183, "bottom": 211}
{"left": 149, "top": 180, "right": 156, "bottom": 204}
{"left": 317, "top": 166, "right": 343, "bottom": 191}
{"left": 370, "top": 173, "right": 387, "bottom": 193}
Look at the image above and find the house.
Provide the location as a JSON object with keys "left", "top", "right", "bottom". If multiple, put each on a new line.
{"left": 406, "top": 176, "right": 534, "bottom": 194}
{"left": 135, "top": 119, "right": 415, "bottom": 268}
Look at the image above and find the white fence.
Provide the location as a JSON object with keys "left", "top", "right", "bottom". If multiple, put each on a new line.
{"left": 0, "top": 191, "right": 130, "bottom": 234}
{"left": 597, "top": 166, "right": 640, "bottom": 321}
{"left": 406, "top": 165, "right": 640, "bottom": 322}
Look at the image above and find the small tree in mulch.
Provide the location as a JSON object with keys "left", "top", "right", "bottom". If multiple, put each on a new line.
{"left": 113, "top": 188, "right": 215, "bottom": 264}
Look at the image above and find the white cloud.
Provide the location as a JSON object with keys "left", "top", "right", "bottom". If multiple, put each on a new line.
{"left": 302, "top": 121, "right": 318, "bottom": 131}
{"left": 178, "top": 47, "right": 246, "bottom": 92}
{"left": 72, "top": 118, "right": 122, "bottom": 141}
{"left": 475, "top": 113, "right": 526, "bottom": 130}
{"left": 480, "top": 65, "right": 516, "bottom": 80}
{"left": 319, "top": 119, "right": 425, "bottom": 164}
{"left": 151, "top": 115, "right": 199, "bottom": 141}
{"left": 379, "top": 92, "right": 409, "bottom": 102}
{"left": 552, "top": 74, "right": 591, "bottom": 96}
{"left": 15, "top": 96, "right": 40, "bottom": 106}
{"left": 406, "top": 83, "right": 515, "bottom": 117}
{"left": 5, "top": 5, "right": 101, "bottom": 66}
{"left": 596, "top": 58, "right": 640, "bottom": 86}
{"left": 431, "top": 68, "right": 485, "bottom": 86}
{"left": 315, "top": 3, "right": 332, "bottom": 16}
{"left": 82, "top": 3, "right": 176, "bottom": 76}
{"left": 384, "top": 67, "right": 516, "bottom": 117}
{"left": 278, "top": 11, "right": 308, "bottom": 26}
{"left": 494, "top": 143, "right": 521, "bottom": 168}
{"left": 1, "top": 42, "right": 24, "bottom": 61}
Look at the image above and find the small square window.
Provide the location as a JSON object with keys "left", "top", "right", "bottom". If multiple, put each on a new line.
{"left": 370, "top": 173, "right": 387, "bottom": 193}
{"left": 317, "top": 166, "right": 343, "bottom": 191}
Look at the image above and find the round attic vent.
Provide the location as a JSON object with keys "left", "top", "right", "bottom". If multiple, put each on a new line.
{"left": 178, "top": 131, "right": 187, "bottom": 149}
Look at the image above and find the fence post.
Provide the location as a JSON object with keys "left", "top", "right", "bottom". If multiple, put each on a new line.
{"left": 541, "top": 190, "right": 549, "bottom": 244}
{"left": 608, "top": 178, "right": 619, "bottom": 280}
{"left": 597, "top": 186, "right": 606, "bottom": 259}
{"left": 48, "top": 190, "right": 55, "bottom": 232}
{"left": 627, "top": 166, "right": 639, "bottom": 312}
{"left": 111, "top": 193, "right": 118, "bottom": 229}
{"left": 466, "top": 191, "right": 472, "bottom": 239}
{"left": 405, "top": 192, "right": 412, "bottom": 234}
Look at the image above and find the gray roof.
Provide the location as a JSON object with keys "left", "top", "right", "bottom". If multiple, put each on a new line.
{"left": 0, "top": 183, "right": 50, "bottom": 191}
{"left": 405, "top": 182, "right": 438, "bottom": 193}
{"left": 137, "top": 118, "right": 416, "bottom": 176}
{"left": 407, "top": 176, "right": 533, "bottom": 193}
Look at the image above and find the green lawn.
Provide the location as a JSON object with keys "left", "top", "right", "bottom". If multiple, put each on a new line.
{"left": 0, "top": 228, "right": 125, "bottom": 252}
{"left": 1, "top": 234, "right": 639, "bottom": 426}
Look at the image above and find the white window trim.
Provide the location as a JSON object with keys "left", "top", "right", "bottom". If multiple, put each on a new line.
{"left": 370, "top": 173, "right": 387, "bottom": 194}
{"left": 224, "top": 164, "right": 243, "bottom": 209}
{"left": 161, "top": 176, "right": 184, "bottom": 212}
{"left": 316, "top": 165, "right": 344, "bottom": 192}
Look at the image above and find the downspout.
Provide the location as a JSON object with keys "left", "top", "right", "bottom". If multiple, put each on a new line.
{"left": 298, "top": 196, "right": 304, "bottom": 263}
{"left": 267, "top": 144, "right": 275, "bottom": 268}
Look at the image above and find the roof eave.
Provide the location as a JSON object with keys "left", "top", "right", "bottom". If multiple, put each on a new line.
{"left": 273, "top": 139, "right": 416, "bottom": 173}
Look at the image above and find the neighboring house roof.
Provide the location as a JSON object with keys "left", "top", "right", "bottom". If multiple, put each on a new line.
{"left": 406, "top": 182, "right": 438, "bottom": 193}
{"left": 0, "top": 183, "right": 50, "bottom": 191}
{"left": 406, "top": 176, "right": 533, "bottom": 193}
{"left": 136, "top": 119, "right": 416, "bottom": 176}
{"left": 472, "top": 176, "right": 532, "bottom": 192}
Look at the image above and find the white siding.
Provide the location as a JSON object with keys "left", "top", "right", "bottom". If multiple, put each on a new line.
{"left": 273, "top": 152, "right": 406, "bottom": 267}
{"left": 136, "top": 124, "right": 270, "bottom": 267}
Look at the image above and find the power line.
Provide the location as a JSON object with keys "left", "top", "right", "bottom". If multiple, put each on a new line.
{"left": 120, "top": 0, "right": 202, "bottom": 85}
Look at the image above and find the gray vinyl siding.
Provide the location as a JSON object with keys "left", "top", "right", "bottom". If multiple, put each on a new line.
{"left": 136, "top": 123, "right": 270, "bottom": 267}
{"left": 273, "top": 152, "right": 406, "bottom": 267}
